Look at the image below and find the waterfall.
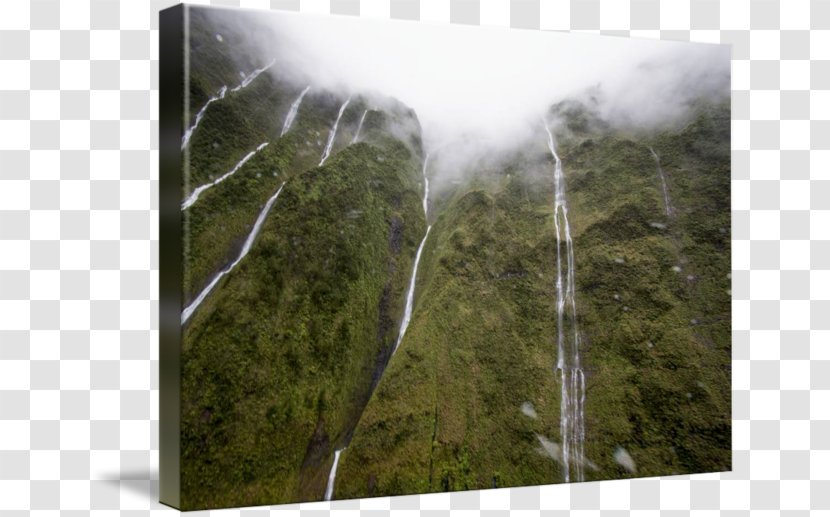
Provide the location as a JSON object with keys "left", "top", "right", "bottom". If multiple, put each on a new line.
{"left": 181, "top": 142, "right": 269, "bottom": 210}
{"left": 181, "top": 85, "right": 227, "bottom": 150}
{"left": 392, "top": 226, "right": 432, "bottom": 354}
{"left": 322, "top": 155, "right": 432, "bottom": 500}
{"left": 351, "top": 109, "right": 369, "bottom": 144}
{"left": 230, "top": 58, "right": 275, "bottom": 92}
{"left": 181, "top": 182, "right": 286, "bottom": 325}
{"left": 319, "top": 98, "right": 351, "bottom": 166}
{"left": 181, "top": 58, "right": 274, "bottom": 149}
{"left": 543, "top": 121, "right": 585, "bottom": 483}
{"left": 422, "top": 154, "right": 430, "bottom": 216}
{"left": 649, "top": 147, "right": 673, "bottom": 217}
{"left": 281, "top": 86, "right": 311, "bottom": 137}
{"left": 393, "top": 154, "right": 432, "bottom": 355}
{"left": 323, "top": 448, "right": 343, "bottom": 501}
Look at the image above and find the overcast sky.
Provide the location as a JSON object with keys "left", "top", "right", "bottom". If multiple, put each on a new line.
{"left": 237, "top": 9, "right": 730, "bottom": 150}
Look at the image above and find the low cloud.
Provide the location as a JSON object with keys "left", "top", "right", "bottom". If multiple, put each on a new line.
{"left": 199, "top": 7, "right": 729, "bottom": 175}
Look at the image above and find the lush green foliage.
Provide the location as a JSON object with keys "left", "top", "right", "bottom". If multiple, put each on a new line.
{"left": 336, "top": 167, "right": 566, "bottom": 498}
{"left": 182, "top": 85, "right": 365, "bottom": 301}
{"left": 180, "top": 15, "right": 431, "bottom": 509}
{"left": 180, "top": 10, "right": 730, "bottom": 509}
{"left": 335, "top": 100, "right": 730, "bottom": 495}
{"left": 181, "top": 140, "right": 425, "bottom": 509}
{"left": 187, "top": 8, "right": 277, "bottom": 108}
{"left": 562, "top": 101, "right": 731, "bottom": 479}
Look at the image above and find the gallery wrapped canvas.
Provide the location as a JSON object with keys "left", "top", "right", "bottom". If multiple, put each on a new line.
{"left": 159, "top": 4, "right": 731, "bottom": 510}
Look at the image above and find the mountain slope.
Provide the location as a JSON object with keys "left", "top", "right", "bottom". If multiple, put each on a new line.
{"left": 182, "top": 84, "right": 370, "bottom": 303}
{"left": 557, "top": 100, "right": 731, "bottom": 479}
{"left": 181, "top": 137, "right": 426, "bottom": 509}
{"left": 334, "top": 100, "right": 730, "bottom": 495}
{"left": 176, "top": 6, "right": 730, "bottom": 508}
{"left": 179, "top": 9, "right": 429, "bottom": 509}
{"left": 335, "top": 153, "right": 566, "bottom": 497}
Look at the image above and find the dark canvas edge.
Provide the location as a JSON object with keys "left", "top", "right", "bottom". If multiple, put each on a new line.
{"left": 158, "top": 3, "right": 184, "bottom": 510}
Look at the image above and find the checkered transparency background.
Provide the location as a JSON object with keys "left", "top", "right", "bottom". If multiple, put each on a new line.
{"left": 0, "top": 0, "right": 827, "bottom": 514}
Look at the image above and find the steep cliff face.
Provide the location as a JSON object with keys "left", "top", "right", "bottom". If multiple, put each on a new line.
{"left": 178, "top": 7, "right": 729, "bottom": 509}
{"left": 180, "top": 11, "right": 427, "bottom": 510}
{"left": 334, "top": 167, "right": 567, "bottom": 497}
{"left": 334, "top": 99, "right": 730, "bottom": 496}
{"left": 180, "top": 140, "right": 425, "bottom": 509}
{"left": 557, "top": 100, "right": 731, "bottom": 480}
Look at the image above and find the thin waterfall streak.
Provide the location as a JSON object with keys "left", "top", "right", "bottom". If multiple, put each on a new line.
{"left": 324, "top": 448, "right": 342, "bottom": 501}
{"left": 649, "top": 147, "right": 673, "bottom": 217}
{"left": 570, "top": 371, "right": 577, "bottom": 474}
{"left": 393, "top": 154, "right": 432, "bottom": 355}
{"left": 573, "top": 369, "right": 584, "bottom": 480}
{"left": 181, "top": 142, "right": 269, "bottom": 210}
{"left": 555, "top": 236, "right": 565, "bottom": 369}
{"left": 181, "top": 182, "right": 285, "bottom": 325}
{"left": 230, "top": 58, "right": 275, "bottom": 92}
{"left": 554, "top": 208, "right": 564, "bottom": 370}
{"left": 281, "top": 86, "right": 310, "bottom": 137}
{"left": 422, "top": 154, "right": 430, "bottom": 217}
{"left": 320, "top": 98, "right": 351, "bottom": 166}
{"left": 571, "top": 377, "right": 579, "bottom": 480}
{"left": 393, "top": 225, "right": 431, "bottom": 354}
{"left": 181, "top": 85, "right": 227, "bottom": 150}
{"left": 544, "top": 119, "right": 585, "bottom": 482}
{"left": 560, "top": 368, "right": 570, "bottom": 483}
{"left": 351, "top": 109, "right": 368, "bottom": 144}
{"left": 325, "top": 155, "right": 432, "bottom": 499}
{"left": 580, "top": 372, "right": 586, "bottom": 435}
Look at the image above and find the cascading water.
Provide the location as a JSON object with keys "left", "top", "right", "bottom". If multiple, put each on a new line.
{"left": 181, "top": 182, "right": 286, "bottom": 325}
{"left": 323, "top": 448, "right": 342, "bottom": 501}
{"left": 649, "top": 147, "right": 673, "bottom": 217}
{"left": 230, "top": 58, "right": 276, "bottom": 92}
{"left": 281, "top": 86, "right": 311, "bottom": 137}
{"left": 319, "top": 98, "right": 351, "bottom": 166}
{"left": 393, "top": 153, "right": 432, "bottom": 354}
{"left": 393, "top": 226, "right": 432, "bottom": 354}
{"left": 422, "top": 155, "right": 430, "bottom": 216}
{"left": 182, "top": 142, "right": 269, "bottom": 210}
{"left": 181, "top": 85, "right": 227, "bottom": 150}
{"left": 181, "top": 58, "right": 274, "bottom": 149}
{"left": 543, "top": 121, "right": 586, "bottom": 483}
{"left": 323, "top": 155, "right": 432, "bottom": 500}
{"left": 351, "top": 109, "right": 369, "bottom": 144}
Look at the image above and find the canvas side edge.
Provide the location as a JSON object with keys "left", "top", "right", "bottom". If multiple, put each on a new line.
{"left": 158, "top": 3, "right": 184, "bottom": 510}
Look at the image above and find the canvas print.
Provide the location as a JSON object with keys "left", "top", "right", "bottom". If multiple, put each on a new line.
{"left": 161, "top": 5, "right": 731, "bottom": 510}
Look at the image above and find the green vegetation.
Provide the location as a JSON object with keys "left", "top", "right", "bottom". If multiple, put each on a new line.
{"left": 181, "top": 139, "right": 425, "bottom": 509}
{"left": 336, "top": 165, "right": 565, "bottom": 498}
{"left": 184, "top": 72, "right": 293, "bottom": 191}
{"left": 187, "top": 8, "right": 276, "bottom": 109}
{"left": 180, "top": 14, "right": 434, "bottom": 509}
{"left": 182, "top": 88, "right": 362, "bottom": 302}
{"left": 182, "top": 89, "right": 415, "bottom": 305}
{"left": 335, "top": 99, "right": 730, "bottom": 494}
{"left": 560, "top": 100, "right": 731, "bottom": 479}
{"left": 179, "top": 9, "right": 730, "bottom": 509}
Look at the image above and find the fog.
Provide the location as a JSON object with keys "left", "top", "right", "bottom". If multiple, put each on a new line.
{"left": 202, "top": 7, "right": 729, "bottom": 165}
{"left": 260, "top": 11, "right": 726, "bottom": 142}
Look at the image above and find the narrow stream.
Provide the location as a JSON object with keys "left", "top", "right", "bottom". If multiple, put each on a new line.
{"left": 543, "top": 122, "right": 586, "bottom": 483}
{"left": 323, "top": 154, "right": 432, "bottom": 499}
{"left": 181, "top": 182, "right": 286, "bottom": 325}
